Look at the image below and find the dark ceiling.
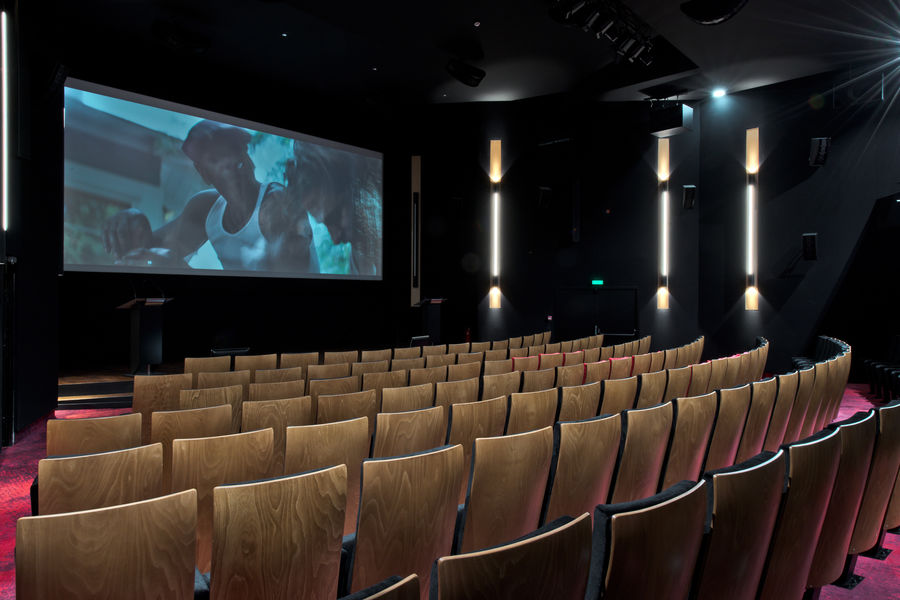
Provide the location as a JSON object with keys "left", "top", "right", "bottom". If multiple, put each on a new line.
{"left": 34, "top": 0, "right": 900, "bottom": 106}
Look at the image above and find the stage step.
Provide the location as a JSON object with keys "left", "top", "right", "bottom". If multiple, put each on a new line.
{"left": 58, "top": 380, "right": 133, "bottom": 409}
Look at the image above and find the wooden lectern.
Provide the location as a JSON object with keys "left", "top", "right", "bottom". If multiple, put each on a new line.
{"left": 116, "top": 297, "right": 172, "bottom": 374}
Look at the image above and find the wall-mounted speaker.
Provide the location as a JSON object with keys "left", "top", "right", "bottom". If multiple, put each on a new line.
{"left": 682, "top": 185, "right": 697, "bottom": 209}
{"left": 446, "top": 59, "right": 485, "bottom": 87}
{"left": 809, "top": 137, "right": 831, "bottom": 167}
{"left": 802, "top": 232, "right": 818, "bottom": 260}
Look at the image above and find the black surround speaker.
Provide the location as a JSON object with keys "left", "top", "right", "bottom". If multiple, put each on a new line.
{"left": 650, "top": 102, "right": 693, "bottom": 137}
{"left": 802, "top": 233, "right": 818, "bottom": 260}
{"left": 446, "top": 59, "right": 486, "bottom": 87}
{"left": 809, "top": 137, "right": 831, "bottom": 167}
{"left": 680, "top": 0, "right": 750, "bottom": 25}
{"left": 682, "top": 185, "right": 697, "bottom": 209}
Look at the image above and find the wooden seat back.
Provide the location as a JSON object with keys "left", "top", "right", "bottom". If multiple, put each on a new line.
{"left": 799, "top": 361, "right": 830, "bottom": 440}
{"left": 512, "top": 355, "right": 539, "bottom": 372}
{"left": 423, "top": 344, "right": 447, "bottom": 356}
{"left": 308, "top": 362, "right": 352, "bottom": 383}
{"left": 350, "top": 445, "right": 464, "bottom": 597}
{"left": 382, "top": 382, "right": 435, "bottom": 413}
{"left": 446, "top": 397, "right": 507, "bottom": 503}
{"left": 459, "top": 427, "right": 553, "bottom": 553}
{"left": 280, "top": 351, "right": 320, "bottom": 383}
{"left": 249, "top": 379, "right": 305, "bottom": 403}
{"left": 448, "top": 342, "right": 470, "bottom": 355}
{"left": 756, "top": 429, "right": 841, "bottom": 600}
{"left": 782, "top": 367, "right": 815, "bottom": 444}
{"left": 185, "top": 355, "right": 231, "bottom": 387}
{"left": 763, "top": 371, "right": 799, "bottom": 452}
{"left": 705, "top": 384, "right": 752, "bottom": 471}
{"left": 598, "top": 377, "right": 638, "bottom": 415}
{"left": 133, "top": 373, "right": 193, "bottom": 443}
{"left": 557, "top": 364, "right": 585, "bottom": 387}
{"left": 635, "top": 370, "right": 667, "bottom": 409}
{"left": 38, "top": 443, "right": 163, "bottom": 516}
{"left": 484, "top": 349, "right": 507, "bottom": 361}
{"left": 631, "top": 353, "right": 652, "bottom": 376}
{"left": 363, "top": 370, "right": 408, "bottom": 410}
{"left": 521, "top": 368, "right": 556, "bottom": 392}
{"left": 426, "top": 353, "right": 456, "bottom": 368}
{"left": 481, "top": 371, "right": 521, "bottom": 401}
{"left": 242, "top": 396, "right": 314, "bottom": 475}
{"left": 309, "top": 375, "right": 360, "bottom": 422}
{"left": 688, "top": 361, "right": 712, "bottom": 397}
{"left": 254, "top": 366, "right": 303, "bottom": 384}
{"left": 285, "top": 417, "right": 369, "bottom": 535}
{"left": 469, "top": 342, "right": 491, "bottom": 353}
{"left": 352, "top": 360, "right": 391, "bottom": 376}
{"left": 539, "top": 353, "right": 564, "bottom": 370}
{"left": 151, "top": 404, "right": 232, "bottom": 492}
{"left": 455, "top": 352, "right": 484, "bottom": 365}
{"left": 372, "top": 406, "right": 447, "bottom": 458}
{"left": 735, "top": 377, "right": 777, "bottom": 463}
{"left": 506, "top": 389, "right": 559, "bottom": 435}
{"left": 435, "top": 513, "right": 591, "bottom": 600}
{"left": 648, "top": 350, "right": 664, "bottom": 372}
{"left": 693, "top": 451, "right": 785, "bottom": 600}
{"left": 662, "top": 348, "right": 678, "bottom": 370}
{"left": 171, "top": 428, "right": 274, "bottom": 572}
{"left": 234, "top": 353, "right": 278, "bottom": 382}
{"left": 483, "top": 359, "right": 513, "bottom": 376}
{"left": 393, "top": 346, "right": 422, "bottom": 359}
{"left": 45, "top": 412, "right": 141, "bottom": 457}
{"left": 392, "top": 357, "right": 426, "bottom": 371}
{"left": 660, "top": 392, "right": 717, "bottom": 491}
{"left": 584, "top": 360, "right": 612, "bottom": 384}
{"left": 317, "top": 389, "right": 378, "bottom": 436}
{"left": 16, "top": 490, "right": 197, "bottom": 599}
{"left": 448, "top": 361, "right": 481, "bottom": 381}
{"left": 706, "top": 358, "right": 728, "bottom": 394}
{"left": 610, "top": 402, "right": 673, "bottom": 503}
{"left": 210, "top": 465, "right": 346, "bottom": 600}
{"left": 662, "top": 366, "right": 692, "bottom": 402}
{"left": 542, "top": 414, "right": 621, "bottom": 524}
{"left": 324, "top": 350, "right": 359, "bottom": 365}
{"left": 408, "top": 365, "right": 447, "bottom": 386}
{"left": 722, "top": 355, "right": 744, "bottom": 389}
{"left": 361, "top": 349, "right": 392, "bottom": 362}
{"left": 197, "top": 370, "right": 250, "bottom": 432}
{"left": 558, "top": 381, "right": 601, "bottom": 422}
{"left": 435, "top": 377, "right": 479, "bottom": 409}
{"left": 608, "top": 357, "right": 632, "bottom": 380}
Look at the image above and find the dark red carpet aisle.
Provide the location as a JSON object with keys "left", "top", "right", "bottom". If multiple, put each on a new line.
{"left": 0, "top": 391, "right": 896, "bottom": 599}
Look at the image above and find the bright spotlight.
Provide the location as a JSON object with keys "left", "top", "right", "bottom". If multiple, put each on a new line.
{"left": 712, "top": 88, "right": 727, "bottom": 98}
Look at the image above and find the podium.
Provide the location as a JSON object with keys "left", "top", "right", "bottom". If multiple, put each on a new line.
{"left": 116, "top": 297, "right": 172, "bottom": 374}
{"left": 415, "top": 298, "right": 446, "bottom": 345}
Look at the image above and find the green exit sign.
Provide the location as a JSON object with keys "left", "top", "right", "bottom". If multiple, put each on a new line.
{"left": 591, "top": 279, "right": 604, "bottom": 286}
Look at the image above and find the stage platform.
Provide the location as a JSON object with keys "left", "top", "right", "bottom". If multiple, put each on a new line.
{"left": 57, "top": 363, "right": 182, "bottom": 409}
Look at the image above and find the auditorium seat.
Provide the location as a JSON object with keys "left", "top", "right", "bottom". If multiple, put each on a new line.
{"left": 807, "top": 410, "right": 876, "bottom": 595}
{"left": 391, "top": 357, "right": 425, "bottom": 371}
{"left": 317, "top": 390, "right": 378, "bottom": 436}
{"left": 545, "top": 342, "right": 561, "bottom": 354}
{"left": 434, "top": 513, "right": 591, "bottom": 600}
{"left": 722, "top": 355, "right": 743, "bottom": 389}
{"left": 737, "top": 351, "right": 755, "bottom": 385}
{"left": 521, "top": 367, "right": 556, "bottom": 392}
{"left": 782, "top": 366, "right": 815, "bottom": 444}
{"left": 705, "top": 385, "right": 752, "bottom": 471}
{"left": 372, "top": 405, "right": 447, "bottom": 458}
{"left": 423, "top": 344, "right": 447, "bottom": 356}
{"left": 563, "top": 350, "right": 584, "bottom": 366}
{"left": 285, "top": 417, "right": 369, "bottom": 535}
{"left": 734, "top": 377, "right": 777, "bottom": 463}
{"left": 16, "top": 490, "right": 197, "bottom": 599}
{"left": 583, "top": 347, "right": 600, "bottom": 362}
{"left": 663, "top": 348, "right": 678, "bottom": 370}
{"left": 45, "top": 411, "right": 141, "bottom": 456}
{"left": 799, "top": 361, "right": 831, "bottom": 440}
{"left": 448, "top": 342, "right": 469, "bottom": 355}
{"left": 505, "top": 389, "right": 558, "bottom": 435}
{"left": 426, "top": 354, "right": 456, "bottom": 368}
{"left": 481, "top": 370, "right": 521, "bottom": 401}
{"left": 361, "top": 349, "right": 392, "bottom": 362}
{"left": 484, "top": 348, "right": 507, "bottom": 361}
{"left": 456, "top": 427, "right": 553, "bottom": 553}
{"left": 631, "top": 352, "right": 651, "bottom": 376}
{"left": 638, "top": 335, "right": 652, "bottom": 355}
{"left": 763, "top": 371, "right": 799, "bottom": 452}
{"left": 152, "top": 404, "right": 232, "bottom": 491}
{"left": 362, "top": 370, "right": 408, "bottom": 410}
{"left": 541, "top": 414, "right": 620, "bottom": 524}
{"left": 706, "top": 358, "right": 728, "bottom": 394}
{"left": 325, "top": 350, "right": 360, "bottom": 365}
{"left": 662, "top": 365, "right": 692, "bottom": 402}
{"left": 393, "top": 346, "right": 422, "bottom": 359}
{"left": 528, "top": 343, "right": 546, "bottom": 356}
{"left": 469, "top": 341, "right": 491, "bottom": 353}
{"left": 254, "top": 365, "right": 303, "bottom": 383}
{"left": 339, "top": 574, "right": 419, "bottom": 600}
{"left": 608, "top": 356, "right": 632, "bottom": 380}
{"left": 492, "top": 339, "right": 509, "bottom": 351}
{"left": 179, "top": 386, "right": 242, "bottom": 432}
{"left": 133, "top": 373, "right": 193, "bottom": 443}
{"left": 351, "top": 360, "right": 390, "bottom": 376}
{"left": 511, "top": 355, "right": 538, "bottom": 372}
{"left": 558, "top": 381, "right": 600, "bottom": 422}
{"left": 598, "top": 376, "right": 638, "bottom": 415}
{"left": 557, "top": 363, "right": 585, "bottom": 387}
{"left": 204, "top": 466, "right": 346, "bottom": 600}
{"left": 382, "top": 382, "right": 435, "bottom": 413}
{"left": 687, "top": 361, "right": 712, "bottom": 397}
{"left": 756, "top": 428, "right": 841, "bottom": 600}
{"left": 586, "top": 480, "right": 707, "bottom": 600}
{"left": 344, "top": 445, "right": 463, "bottom": 598}
{"left": 584, "top": 360, "right": 612, "bottom": 384}
{"left": 37, "top": 443, "right": 163, "bottom": 515}
{"left": 508, "top": 337, "right": 523, "bottom": 350}
{"left": 308, "top": 362, "right": 352, "bottom": 382}
{"left": 185, "top": 355, "right": 231, "bottom": 387}
{"left": 248, "top": 379, "right": 305, "bottom": 402}
{"left": 508, "top": 347, "right": 528, "bottom": 358}
{"left": 612, "top": 343, "right": 626, "bottom": 358}
{"left": 434, "top": 377, "right": 478, "bottom": 409}
{"left": 234, "top": 353, "right": 278, "bottom": 382}
{"left": 634, "top": 370, "right": 667, "bottom": 409}
{"left": 171, "top": 428, "right": 274, "bottom": 572}
{"left": 309, "top": 375, "right": 361, "bottom": 422}
{"left": 197, "top": 370, "right": 250, "bottom": 431}
{"left": 483, "top": 359, "right": 512, "bottom": 376}
{"left": 659, "top": 392, "right": 717, "bottom": 490}
{"left": 447, "top": 361, "right": 481, "bottom": 381}
{"left": 409, "top": 365, "right": 447, "bottom": 386}
{"left": 279, "top": 351, "right": 320, "bottom": 383}
{"left": 649, "top": 350, "right": 665, "bottom": 371}
{"left": 241, "top": 396, "right": 314, "bottom": 475}
{"left": 692, "top": 451, "right": 785, "bottom": 600}
{"left": 446, "top": 396, "right": 508, "bottom": 503}
{"left": 455, "top": 351, "right": 483, "bottom": 365}
{"left": 609, "top": 402, "right": 673, "bottom": 503}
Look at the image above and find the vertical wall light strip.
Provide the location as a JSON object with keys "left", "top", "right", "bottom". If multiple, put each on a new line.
{"left": 489, "top": 139, "right": 501, "bottom": 309}
{"left": 2, "top": 11, "right": 8, "bottom": 232}
{"left": 745, "top": 127, "right": 759, "bottom": 311}
{"left": 657, "top": 138, "right": 670, "bottom": 310}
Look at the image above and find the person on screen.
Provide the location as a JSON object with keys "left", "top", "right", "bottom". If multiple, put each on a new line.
{"left": 103, "top": 120, "right": 315, "bottom": 272}
{"left": 285, "top": 140, "right": 382, "bottom": 276}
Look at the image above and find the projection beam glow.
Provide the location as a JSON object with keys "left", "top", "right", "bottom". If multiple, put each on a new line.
{"left": 489, "top": 139, "right": 501, "bottom": 309}
{"left": 746, "top": 127, "right": 759, "bottom": 311}
{"left": 2, "top": 11, "right": 8, "bottom": 232}
{"left": 657, "top": 138, "right": 670, "bottom": 310}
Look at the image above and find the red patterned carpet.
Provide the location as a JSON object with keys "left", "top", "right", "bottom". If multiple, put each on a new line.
{"left": 0, "top": 391, "right": 897, "bottom": 599}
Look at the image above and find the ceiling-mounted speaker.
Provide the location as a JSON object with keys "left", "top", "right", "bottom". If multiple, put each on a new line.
{"left": 680, "top": 0, "right": 750, "bottom": 25}
{"left": 682, "top": 185, "right": 697, "bottom": 209}
{"left": 446, "top": 59, "right": 486, "bottom": 87}
{"left": 809, "top": 137, "right": 831, "bottom": 167}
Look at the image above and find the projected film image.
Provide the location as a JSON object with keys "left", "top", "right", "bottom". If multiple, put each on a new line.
{"left": 63, "top": 81, "right": 383, "bottom": 279}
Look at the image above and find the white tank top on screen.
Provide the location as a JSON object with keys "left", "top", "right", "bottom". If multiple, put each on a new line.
{"left": 204, "top": 183, "right": 269, "bottom": 270}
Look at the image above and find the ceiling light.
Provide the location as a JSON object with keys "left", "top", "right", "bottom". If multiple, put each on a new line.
{"left": 280, "top": 32, "right": 287, "bottom": 38}
{"left": 712, "top": 88, "right": 727, "bottom": 98}
{"left": 473, "top": 21, "right": 480, "bottom": 28}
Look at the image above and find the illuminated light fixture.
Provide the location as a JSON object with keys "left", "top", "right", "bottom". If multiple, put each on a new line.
{"left": 2, "top": 11, "right": 8, "bottom": 232}
{"left": 657, "top": 138, "right": 670, "bottom": 309}
{"left": 489, "top": 139, "right": 502, "bottom": 309}
{"left": 745, "top": 127, "right": 759, "bottom": 311}
{"left": 591, "top": 279, "right": 605, "bottom": 286}
{"left": 712, "top": 88, "right": 726, "bottom": 98}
